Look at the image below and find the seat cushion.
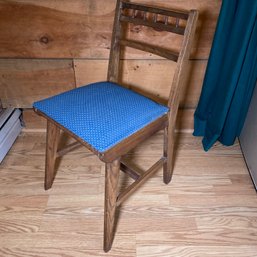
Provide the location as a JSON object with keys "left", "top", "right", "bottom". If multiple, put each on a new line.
{"left": 33, "top": 82, "right": 169, "bottom": 153}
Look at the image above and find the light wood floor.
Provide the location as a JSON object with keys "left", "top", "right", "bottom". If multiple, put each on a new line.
{"left": 1, "top": 131, "right": 257, "bottom": 257}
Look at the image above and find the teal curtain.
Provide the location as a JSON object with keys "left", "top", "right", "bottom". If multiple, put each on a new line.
{"left": 193, "top": 0, "right": 257, "bottom": 151}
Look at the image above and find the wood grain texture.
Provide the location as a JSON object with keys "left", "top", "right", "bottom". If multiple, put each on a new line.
{"left": 107, "top": 0, "right": 123, "bottom": 83}
{"left": 0, "top": 132, "right": 257, "bottom": 256}
{"left": 74, "top": 59, "right": 206, "bottom": 108}
{"left": 117, "top": 158, "right": 166, "bottom": 205}
{"left": 45, "top": 121, "right": 60, "bottom": 190}
{"left": 0, "top": 58, "right": 204, "bottom": 108}
{"left": 0, "top": 0, "right": 221, "bottom": 59}
{"left": 0, "top": 59, "right": 75, "bottom": 108}
{"left": 163, "top": 8, "right": 198, "bottom": 185}
{"left": 101, "top": 115, "right": 168, "bottom": 162}
{"left": 104, "top": 159, "right": 120, "bottom": 252}
{"left": 0, "top": 0, "right": 218, "bottom": 108}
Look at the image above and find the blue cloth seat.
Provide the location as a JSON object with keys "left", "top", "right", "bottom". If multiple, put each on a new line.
{"left": 33, "top": 82, "right": 169, "bottom": 153}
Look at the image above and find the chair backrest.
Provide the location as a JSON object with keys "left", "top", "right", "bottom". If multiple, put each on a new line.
{"left": 107, "top": 0, "right": 198, "bottom": 113}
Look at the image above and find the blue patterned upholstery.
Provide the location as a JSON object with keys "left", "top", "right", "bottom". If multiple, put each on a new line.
{"left": 33, "top": 82, "right": 169, "bottom": 152}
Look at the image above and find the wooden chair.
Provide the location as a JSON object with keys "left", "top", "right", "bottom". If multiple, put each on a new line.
{"left": 33, "top": 0, "right": 198, "bottom": 252}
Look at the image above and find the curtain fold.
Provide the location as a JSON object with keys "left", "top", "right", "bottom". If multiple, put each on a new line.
{"left": 193, "top": 0, "right": 257, "bottom": 151}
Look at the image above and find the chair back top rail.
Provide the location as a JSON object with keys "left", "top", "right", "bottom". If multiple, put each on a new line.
{"left": 121, "top": 1, "right": 189, "bottom": 20}
{"left": 120, "top": 1, "right": 189, "bottom": 35}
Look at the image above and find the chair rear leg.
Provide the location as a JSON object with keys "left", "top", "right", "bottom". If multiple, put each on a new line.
{"left": 45, "top": 120, "right": 60, "bottom": 190}
{"left": 163, "top": 126, "right": 175, "bottom": 184}
{"left": 104, "top": 159, "right": 120, "bottom": 252}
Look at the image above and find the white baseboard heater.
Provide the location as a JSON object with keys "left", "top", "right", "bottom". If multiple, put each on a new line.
{"left": 0, "top": 108, "right": 22, "bottom": 163}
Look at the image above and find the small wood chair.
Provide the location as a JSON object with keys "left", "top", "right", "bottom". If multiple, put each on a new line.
{"left": 33, "top": 0, "right": 198, "bottom": 252}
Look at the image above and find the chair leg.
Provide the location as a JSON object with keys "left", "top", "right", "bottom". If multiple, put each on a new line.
{"left": 45, "top": 120, "right": 60, "bottom": 190}
{"left": 104, "top": 159, "right": 120, "bottom": 252}
{"left": 163, "top": 126, "right": 175, "bottom": 184}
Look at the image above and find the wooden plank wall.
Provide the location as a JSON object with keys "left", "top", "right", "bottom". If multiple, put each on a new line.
{"left": 0, "top": 0, "right": 221, "bottom": 129}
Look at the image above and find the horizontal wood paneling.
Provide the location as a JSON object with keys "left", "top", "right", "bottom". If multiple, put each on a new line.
{"left": 0, "top": 0, "right": 221, "bottom": 59}
{"left": 0, "top": 58, "right": 206, "bottom": 109}
{"left": 0, "top": 59, "right": 75, "bottom": 108}
{"left": 0, "top": 0, "right": 221, "bottom": 129}
{"left": 74, "top": 59, "right": 206, "bottom": 108}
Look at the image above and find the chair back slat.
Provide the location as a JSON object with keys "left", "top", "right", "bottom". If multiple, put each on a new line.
{"left": 119, "top": 39, "right": 179, "bottom": 62}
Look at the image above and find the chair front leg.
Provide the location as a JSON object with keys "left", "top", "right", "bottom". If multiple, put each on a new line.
{"left": 104, "top": 159, "right": 120, "bottom": 252}
{"left": 163, "top": 125, "right": 175, "bottom": 184}
{"left": 45, "top": 120, "right": 60, "bottom": 190}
